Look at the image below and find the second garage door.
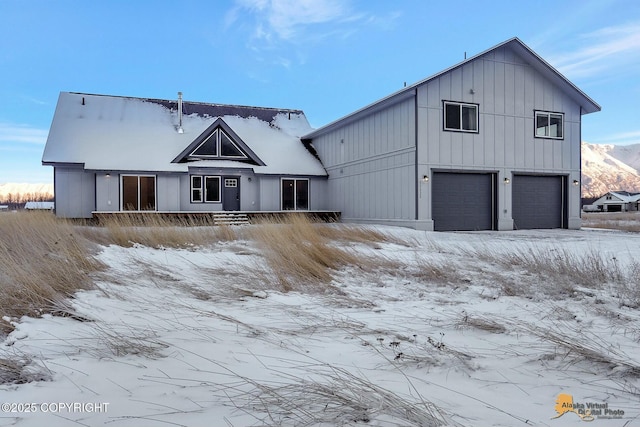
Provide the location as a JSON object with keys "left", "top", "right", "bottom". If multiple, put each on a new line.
{"left": 512, "top": 175, "right": 566, "bottom": 229}
{"left": 432, "top": 172, "right": 496, "bottom": 231}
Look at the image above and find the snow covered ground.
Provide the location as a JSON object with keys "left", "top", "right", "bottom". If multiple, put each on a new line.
{"left": 1, "top": 226, "right": 640, "bottom": 426}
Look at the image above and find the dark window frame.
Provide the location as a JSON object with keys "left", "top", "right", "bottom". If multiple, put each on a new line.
{"left": 534, "top": 110, "right": 564, "bottom": 140}
{"left": 443, "top": 100, "right": 479, "bottom": 133}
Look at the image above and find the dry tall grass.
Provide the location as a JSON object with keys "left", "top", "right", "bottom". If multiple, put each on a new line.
{"left": 0, "top": 212, "right": 103, "bottom": 329}
{"left": 582, "top": 212, "right": 640, "bottom": 232}
{"left": 460, "top": 243, "right": 638, "bottom": 299}
{"left": 80, "top": 213, "right": 239, "bottom": 248}
{"left": 248, "top": 214, "right": 383, "bottom": 291}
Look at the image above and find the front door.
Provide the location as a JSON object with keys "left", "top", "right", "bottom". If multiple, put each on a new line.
{"left": 222, "top": 176, "right": 240, "bottom": 211}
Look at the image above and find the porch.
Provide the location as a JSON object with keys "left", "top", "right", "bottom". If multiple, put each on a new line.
{"left": 92, "top": 210, "right": 341, "bottom": 226}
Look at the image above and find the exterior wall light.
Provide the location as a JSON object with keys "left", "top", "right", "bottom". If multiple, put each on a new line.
{"left": 573, "top": 179, "right": 579, "bottom": 186}
{"left": 422, "top": 175, "right": 429, "bottom": 182}
{"left": 105, "top": 173, "right": 111, "bottom": 178}
{"left": 503, "top": 177, "right": 510, "bottom": 184}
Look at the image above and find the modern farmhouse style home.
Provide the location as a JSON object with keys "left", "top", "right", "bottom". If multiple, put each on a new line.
{"left": 43, "top": 93, "right": 328, "bottom": 218}
{"left": 43, "top": 38, "right": 600, "bottom": 231}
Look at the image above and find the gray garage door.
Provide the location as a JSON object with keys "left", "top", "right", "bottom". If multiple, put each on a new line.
{"left": 512, "top": 175, "right": 566, "bottom": 229}
{"left": 432, "top": 172, "right": 495, "bottom": 231}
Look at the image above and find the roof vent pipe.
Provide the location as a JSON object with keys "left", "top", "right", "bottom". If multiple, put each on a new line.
{"left": 177, "top": 92, "right": 184, "bottom": 134}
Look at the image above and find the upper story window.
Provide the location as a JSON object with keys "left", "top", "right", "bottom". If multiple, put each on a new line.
{"left": 443, "top": 101, "right": 479, "bottom": 133}
{"left": 190, "top": 128, "right": 247, "bottom": 159}
{"left": 535, "top": 111, "right": 564, "bottom": 139}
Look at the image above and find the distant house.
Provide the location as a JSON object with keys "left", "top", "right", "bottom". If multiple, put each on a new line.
{"left": 0, "top": 205, "right": 8, "bottom": 212}
{"left": 585, "top": 191, "right": 640, "bottom": 212}
{"left": 24, "top": 201, "right": 55, "bottom": 211}
{"left": 42, "top": 37, "right": 600, "bottom": 231}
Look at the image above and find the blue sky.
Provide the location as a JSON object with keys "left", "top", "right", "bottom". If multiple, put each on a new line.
{"left": 1, "top": 0, "right": 640, "bottom": 183}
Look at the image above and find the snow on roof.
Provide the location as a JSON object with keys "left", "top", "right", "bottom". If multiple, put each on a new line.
{"left": 43, "top": 92, "right": 326, "bottom": 176}
{"left": 606, "top": 191, "right": 640, "bottom": 203}
{"left": 24, "top": 201, "right": 55, "bottom": 210}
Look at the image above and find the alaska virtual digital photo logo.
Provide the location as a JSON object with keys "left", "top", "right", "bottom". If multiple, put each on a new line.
{"left": 552, "top": 393, "right": 625, "bottom": 421}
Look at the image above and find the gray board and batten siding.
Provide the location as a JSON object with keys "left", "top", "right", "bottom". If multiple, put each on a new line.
{"left": 43, "top": 92, "right": 329, "bottom": 218}
{"left": 304, "top": 37, "right": 600, "bottom": 231}
{"left": 306, "top": 97, "right": 417, "bottom": 227}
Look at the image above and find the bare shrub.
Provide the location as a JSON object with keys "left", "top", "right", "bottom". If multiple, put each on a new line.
{"left": 0, "top": 211, "right": 103, "bottom": 322}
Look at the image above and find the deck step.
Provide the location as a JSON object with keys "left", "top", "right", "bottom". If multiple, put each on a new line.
{"left": 212, "top": 212, "right": 250, "bottom": 226}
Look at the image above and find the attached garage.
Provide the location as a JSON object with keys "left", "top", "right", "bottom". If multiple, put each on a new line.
{"left": 432, "top": 172, "right": 496, "bottom": 231}
{"left": 512, "top": 175, "right": 567, "bottom": 229}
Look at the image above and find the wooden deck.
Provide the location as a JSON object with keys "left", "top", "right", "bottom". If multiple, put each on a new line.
{"left": 91, "top": 210, "right": 341, "bottom": 225}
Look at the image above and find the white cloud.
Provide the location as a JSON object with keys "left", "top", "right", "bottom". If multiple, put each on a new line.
{"left": 236, "top": 0, "right": 351, "bottom": 41}
{"left": 0, "top": 123, "right": 48, "bottom": 145}
{"left": 549, "top": 22, "right": 640, "bottom": 79}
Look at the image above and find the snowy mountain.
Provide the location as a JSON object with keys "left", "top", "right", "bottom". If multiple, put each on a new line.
{"left": 0, "top": 182, "right": 54, "bottom": 202}
{"left": 581, "top": 142, "right": 640, "bottom": 198}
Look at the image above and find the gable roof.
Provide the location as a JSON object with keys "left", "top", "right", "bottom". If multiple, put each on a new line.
{"left": 303, "top": 37, "right": 601, "bottom": 140}
{"left": 42, "top": 92, "right": 326, "bottom": 176}
{"left": 605, "top": 191, "right": 640, "bottom": 203}
{"left": 171, "top": 117, "right": 265, "bottom": 165}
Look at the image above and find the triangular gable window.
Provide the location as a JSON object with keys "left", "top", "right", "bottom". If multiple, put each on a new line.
{"left": 219, "top": 131, "right": 245, "bottom": 157}
{"left": 190, "top": 128, "right": 247, "bottom": 159}
{"left": 192, "top": 131, "right": 218, "bottom": 156}
{"left": 172, "top": 118, "right": 266, "bottom": 166}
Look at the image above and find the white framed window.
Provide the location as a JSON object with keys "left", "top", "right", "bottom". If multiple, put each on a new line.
{"left": 535, "top": 111, "right": 564, "bottom": 139}
{"left": 191, "top": 176, "right": 203, "bottom": 202}
{"left": 190, "top": 175, "right": 221, "bottom": 203}
{"left": 443, "top": 101, "right": 479, "bottom": 133}
{"left": 281, "top": 178, "right": 309, "bottom": 210}
{"left": 121, "top": 175, "right": 156, "bottom": 211}
{"left": 190, "top": 128, "right": 247, "bottom": 159}
{"left": 204, "top": 176, "right": 221, "bottom": 203}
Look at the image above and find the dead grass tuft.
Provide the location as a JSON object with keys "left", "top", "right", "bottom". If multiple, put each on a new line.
{"left": 228, "top": 362, "right": 457, "bottom": 427}
{"left": 248, "top": 214, "right": 379, "bottom": 291}
{"left": 461, "top": 244, "right": 633, "bottom": 297}
{"left": 0, "top": 211, "right": 104, "bottom": 323}
{"left": 80, "top": 213, "right": 239, "bottom": 248}
{"left": 0, "top": 356, "right": 50, "bottom": 384}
